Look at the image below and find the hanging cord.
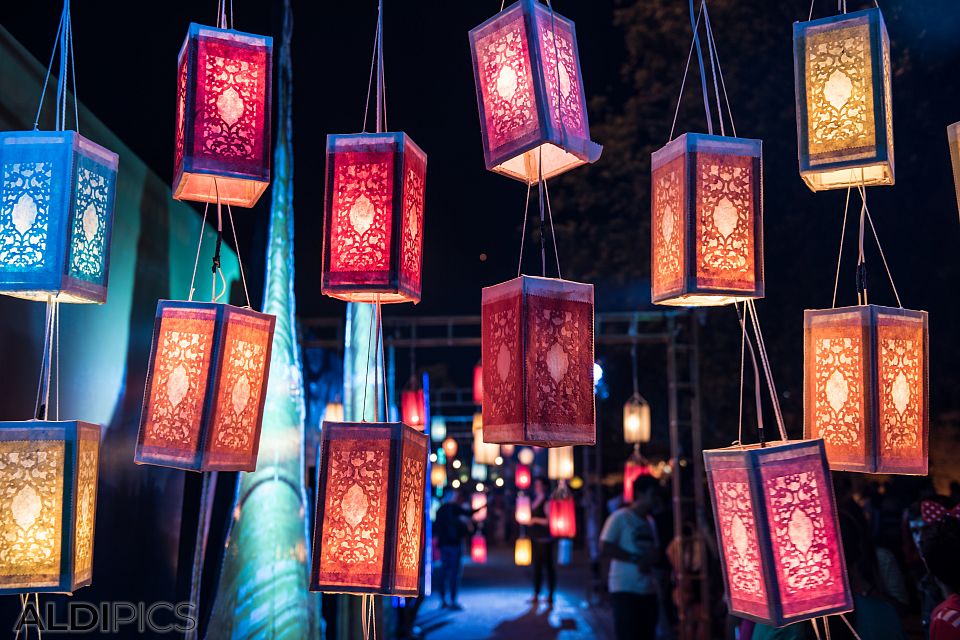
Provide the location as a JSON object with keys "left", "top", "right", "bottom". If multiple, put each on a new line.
{"left": 701, "top": 3, "right": 724, "bottom": 137}
{"left": 857, "top": 184, "right": 902, "bottom": 307}
{"left": 689, "top": 0, "right": 713, "bottom": 135}
{"left": 216, "top": 0, "right": 234, "bottom": 29}
{"left": 823, "top": 616, "right": 832, "bottom": 640}
{"left": 515, "top": 183, "right": 534, "bottom": 277}
{"left": 838, "top": 614, "right": 864, "bottom": 640}
{"left": 33, "top": 301, "right": 54, "bottom": 419}
{"left": 733, "top": 302, "right": 766, "bottom": 447}
{"left": 702, "top": 2, "right": 736, "bottom": 137}
{"left": 856, "top": 182, "right": 868, "bottom": 305}
{"left": 362, "top": 0, "right": 387, "bottom": 133}
{"left": 377, "top": 298, "right": 387, "bottom": 421}
{"left": 188, "top": 202, "right": 210, "bottom": 302}
{"left": 747, "top": 300, "right": 788, "bottom": 440}
{"left": 537, "top": 149, "right": 546, "bottom": 276}
{"left": 210, "top": 183, "right": 227, "bottom": 303}
{"left": 810, "top": 618, "right": 823, "bottom": 640}
{"left": 541, "top": 179, "right": 563, "bottom": 279}
{"left": 34, "top": 0, "right": 79, "bottom": 133}
{"left": 831, "top": 187, "right": 852, "bottom": 308}
{"left": 16, "top": 593, "right": 43, "bottom": 640}
{"left": 33, "top": 299, "right": 61, "bottom": 422}
{"left": 668, "top": 2, "right": 705, "bottom": 142}
{"left": 735, "top": 299, "right": 747, "bottom": 446}
{"left": 225, "top": 204, "right": 252, "bottom": 308}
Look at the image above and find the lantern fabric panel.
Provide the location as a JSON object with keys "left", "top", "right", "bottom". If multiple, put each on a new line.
{"left": 0, "top": 131, "right": 118, "bottom": 304}
{"left": 793, "top": 9, "right": 894, "bottom": 191}
{"left": 468, "top": 0, "right": 601, "bottom": 184}
{"left": 549, "top": 493, "right": 576, "bottom": 538}
{"left": 803, "top": 305, "right": 928, "bottom": 475}
{"left": 704, "top": 440, "right": 852, "bottom": 626}
{"left": 135, "top": 300, "right": 276, "bottom": 472}
{"left": 310, "top": 421, "right": 428, "bottom": 595}
{"left": 515, "top": 537, "right": 532, "bottom": 566}
{"left": 651, "top": 134, "right": 763, "bottom": 307}
{"left": 949, "top": 122, "right": 960, "bottom": 215}
{"left": 481, "top": 275, "right": 595, "bottom": 446}
{"left": 173, "top": 24, "right": 272, "bottom": 207}
{"left": 0, "top": 421, "right": 100, "bottom": 595}
{"left": 321, "top": 133, "right": 427, "bottom": 304}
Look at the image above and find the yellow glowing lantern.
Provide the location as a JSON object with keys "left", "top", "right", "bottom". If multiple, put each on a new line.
{"left": 324, "top": 402, "right": 344, "bottom": 422}
{"left": 623, "top": 393, "right": 651, "bottom": 444}
{"left": 442, "top": 436, "right": 458, "bottom": 459}
{"left": 547, "top": 446, "right": 574, "bottom": 480}
{"left": 473, "top": 413, "right": 500, "bottom": 465}
{"left": 431, "top": 464, "right": 447, "bottom": 488}
{"left": 514, "top": 536, "right": 532, "bottom": 566}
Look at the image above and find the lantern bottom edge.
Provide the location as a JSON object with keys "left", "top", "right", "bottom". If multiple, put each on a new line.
{"left": 174, "top": 172, "right": 269, "bottom": 208}
{"left": 653, "top": 292, "right": 760, "bottom": 307}
{"left": 0, "top": 289, "right": 103, "bottom": 304}
{"left": 801, "top": 163, "right": 894, "bottom": 192}
{"left": 321, "top": 289, "right": 420, "bottom": 305}
{"left": 309, "top": 583, "right": 419, "bottom": 597}
{"left": 730, "top": 602, "right": 854, "bottom": 629}
{"left": 492, "top": 140, "right": 601, "bottom": 185}
{"left": 134, "top": 452, "right": 203, "bottom": 473}
{"left": 482, "top": 428, "right": 595, "bottom": 448}
{"left": 0, "top": 579, "right": 91, "bottom": 597}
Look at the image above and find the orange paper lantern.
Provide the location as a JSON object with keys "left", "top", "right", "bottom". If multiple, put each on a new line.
{"left": 401, "top": 389, "right": 425, "bottom": 431}
{"left": 430, "top": 464, "right": 447, "bottom": 488}
{"left": 442, "top": 436, "right": 458, "bottom": 459}
{"left": 135, "top": 301, "right": 276, "bottom": 471}
{"left": 470, "top": 533, "right": 487, "bottom": 564}
{"left": 549, "top": 490, "right": 576, "bottom": 539}
{"left": 803, "top": 305, "right": 928, "bottom": 474}
{"left": 310, "top": 421, "right": 428, "bottom": 595}
{"left": 515, "top": 536, "right": 532, "bottom": 566}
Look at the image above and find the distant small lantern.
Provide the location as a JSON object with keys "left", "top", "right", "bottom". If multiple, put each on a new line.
{"left": 430, "top": 416, "right": 447, "bottom": 442}
{"left": 0, "top": 131, "right": 118, "bottom": 304}
{"left": 430, "top": 464, "right": 447, "bottom": 488}
{"left": 704, "top": 440, "right": 852, "bottom": 626}
{"left": 442, "top": 436, "right": 458, "bottom": 459}
{"left": 471, "top": 533, "right": 487, "bottom": 564}
{"left": 516, "top": 463, "right": 532, "bottom": 490}
{"left": 324, "top": 402, "right": 345, "bottom": 422}
{"left": 173, "top": 24, "right": 273, "bottom": 207}
{"left": 623, "top": 393, "right": 651, "bottom": 444}
{"left": 793, "top": 8, "right": 894, "bottom": 191}
{"left": 549, "top": 489, "right": 576, "bottom": 539}
{"left": 473, "top": 413, "right": 500, "bottom": 465}
{"left": 321, "top": 133, "right": 427, "bottom": 304}
{"left": 310, "top": 421, "right": 428, "bottom": 595}
{"left": 515, "top": 536, "right": 532, "bottom": 566}
{"left": 547, "top": 446, "right": 574, "bottom": 481}
{"left": 651, "top": 134, "right": 764, "bottom": 307}
{"left": 473, "top": 362, "right": 484, "bottom": 406}
{"left": 0, "top": 421, "right": 100, "bottom": 595}
{"left": 471, "top": 461, "right": 488, "bottom": 482}
{"left": 518, "top": 447, "right": 535, "bottom": 466}
{"left": 515, "top": 494, "right": 532, "bottom": 525}
{"left": 557, "top": 538, "right": 572, "bottom": 566}
{"left": 501, "top": 443, "right": 515, "bottom": 456}
{"left": 401, "top": 389, "right": 426, "bottom": 431}
{"left": 468, "top": 0, "right": 602, "bottom": 183}
{"left": 803, "top": 305, "right": 928, "bottom": 474}
{"left": 948, "top": 122, "right": 960, "bottom": 215}
{"left": 623, "top": 456, "right": 652, "bottom": 504}
{"left": 136, "top": 301, "right": 276, "bottom": 472}
{"left": 482, "top": 276, "right": 595, "bottom": 446}
{"left": 472, "top": 492, "right": 488, "bottom": 524}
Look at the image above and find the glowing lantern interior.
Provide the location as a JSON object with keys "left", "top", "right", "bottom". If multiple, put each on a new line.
{"left": 311, "top": 421, "right": 427, "bottom": 595}
{"left": 518, "top": 447, "right": 535, "bottom": 466}
{"left": 135, "top": 300, "right": 276, "bottom": 472}
{"left": 623, "top": 394, "right": 651, "bottom": 444}
{"left": 0, "top": 421, "right": 100, "bottom": 595}
{"left": 651, "top": 133, "right": 764, "bottom": 307}
{"left": 515, "top": 537, "right": 532, "bottom": 566}
{"left": 704, "top": 440, "right": 852, "bottom": 626}
{"left": 473, "top": 362, "right": 484, "bottom": 406}
{"left": 401, "top": 389, "right": 426, "bottom": 431}
{"left": 324, "top": 402, "right": 345, "bottom": 422}
{"left": 549, "top": 492, "right": 576, "bottom": 538}
{"left": 321, "top": 132, "right": 427, "bottom": 304}
{"left": 481, "top": 275, "right": 595, "bottom": 446}
{"left": 803, "top": 305, "right": 928, "bottom": 474}
{"left": 471, "top": 492, "right": 488, "bottom": 522}
{"left": 793, "top": 8, "right": 893, "bottom": 191}
{"left": 0, "top": 131, "right": 118, "bottom": 304}
{"left": 547, "top": 446, "right": 574, "bottom": 481}
{"left": 471, "top": 533, "right": 487, "bottom": 564}
{"left": 516, "top": 463, "right": 532, "bottom": 490}
{"left": 515, "top": 494, "right": 532, "bottom": 525}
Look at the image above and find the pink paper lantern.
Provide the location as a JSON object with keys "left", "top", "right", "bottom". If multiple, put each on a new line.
{"left": 515, "top": 463, "right": 532, "bottom": 490}
{"left": 549, "top": 492, "right": 576, "bottom": 539}
{"left": 704, "top": 440, "right": 852, "bottom": 626}
{"left": 470, "top": 533, "right": 487, "bottom": 564}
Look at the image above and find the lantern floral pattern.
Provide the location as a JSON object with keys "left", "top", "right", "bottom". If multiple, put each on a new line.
{"left": 481, "top": 276, "right": 595, "bottom": 447}
{"left": 311, "top": 422, "right": 427, "bottom": 595}
{"left": 794, "top": 8, "right": 894, "bottom": 190}
{"left": 704, "top": 440, "right": 852, "bottom": 626}
{"left": 803, "top": 305, "right": 928, "bottom": 474}
{"left": 651, "top": 134, "right": 763, "bottom": 307}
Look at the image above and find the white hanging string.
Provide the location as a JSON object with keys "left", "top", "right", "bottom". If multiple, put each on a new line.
{"left": 839, "top": 614, "right": 864, "bottom": 640}
{"left": 34, "top": 0, "right": 79, "bottom": 133}
{"left": 226, "top": 203, "right": 252, "bottom": 308}
{"left": 701, "top": 3, "right": 724, "bottom": 137}
{"left": 542, "top": 179, "right": 563, "bottom": 280}
{"left": 188, "top": 202, "right": 210, "bottom": 302}
{"left": 515, "top": 183, "right": 534, "bottom": 276}
{"left": 810, "top": 618, "right": 823, "bottom": 640}
{"left": 668, "top": 2, "right": 705, "bottom": 142}
{"left": 831, "top": 187, "right": 852, "bottom": 308}
{"left": 747, "top": 300, "right": 788, "bottom": 441}
{"left": 362, "top": 0, "right": 387, "bottom": 134}
{"left": 733, "top": 302, "right": 766, "bottom": 446}
{"left": 735, "top": 300, "right": 747, "bottom": 446}
{"left": 857, "top": 184, "right": 903, "bottom": 307}
{"left": 702, "top": 3, "right": 736, "bottom": 137}
{"left": 823, "top": 616, "right": 832, "bottom": 640}
{"left": 688, "top": 0, "right": 713, "bottom": 134}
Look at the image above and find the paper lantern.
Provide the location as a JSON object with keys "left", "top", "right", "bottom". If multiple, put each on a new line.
{"left": 320, "top": 133, "right": 427, "bottom": 304}
{"left": 651, "top": 133, "right": 764, "bottom": 307}
{"left": 470, "top": 533, "right": 487, "bottom": 564}
{"left": 548, "top": 446, "right": 574, "bottom": 481}
{"left": 501, "top": 443, "right": 515, "bottom": 456}
{"left": 515, "top": 536, "right": 532, "bottom": 566}
{"left": 557, "top": 538, "right": 572, "bottom": 565}
{"left": 471, "top": 492, "right": 488, "bottom": 522}
{"left": 0, "top": 421, "right": 100, "bottom": 595}
{"left": 481, "top": 276, "right": 595, "bottom": 446}
{"left": 515, "top": 494, "right": 532, "bottom": 525}
{"left": 948, "top": 122, "right": 960, "bottom": 215}
{"left": 401, "top": 389, "right": 425, "bottom": 431}
{"left": 0, "top": 131, "right": 118, "bottom": 304}
{"left": 324, "top": 402, "right": 344, "bottom": 422}
{"left": 135, "top": 300, "right": 276, "bottom": 472}
{"left": 793, "top": 8, "right": 894, "bottom": 191}
{"left": 468, "top": 0, "right": 601, "bottom": 183}
{"left": 704, "top": 440, "right": 852, "bottom": 626}
{"left": 310, "top": 421, "right": 428, "bottom": 595}
{"left": 473, "top": 413, "right": 500, "bottom": 465}
{"left": 442, "top": 436, "right": 458, "bottom": 458}
{"left": 549, "top": 491, "right": 576, "bottom": 539}
{"left": 430, "top": 416, "right": 447, "bottom": 442}
{"left": 623, "top": 457, "right": 652, "bottom": 504}
{"left": 473, "top": 362, "right": 484, "bottom": 406}
{"left": 173, "top": 24, "right": 272, "bottom": 207}
{"left": 515, "top": 463, "right": 532, "bottom": 490}
{"left": 803, "top": 305, "right": 928, "bottom": 474}
{"left": 623, "top": 393, "right": 651, "bottom": 444}
{"left": 471, "top": 461, "right": 488, "bottom": 482}
{"left": 518, "top": 447, "right": 535, "bottom": 466}
{"left": 430, "top": 464, "right": 447, "bottom": 488}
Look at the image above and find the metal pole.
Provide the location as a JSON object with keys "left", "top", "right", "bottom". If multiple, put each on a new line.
{"left": 666, "top": 315, "right": 685, "bottom": 636}
{"left": 689, "top": 312, "right": 710, "bottom": 637}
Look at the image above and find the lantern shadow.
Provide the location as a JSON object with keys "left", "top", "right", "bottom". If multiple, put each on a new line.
{"left": 487, "top": 605, "right": 578, "bottom": 640}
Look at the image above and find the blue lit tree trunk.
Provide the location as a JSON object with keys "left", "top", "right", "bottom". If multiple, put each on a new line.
{"left": 207, "top": 1, "right": 321, "bottom": 637}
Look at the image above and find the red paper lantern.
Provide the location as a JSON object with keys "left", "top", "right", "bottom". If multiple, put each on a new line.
{"left": 442, "top": 436, "right": 458, "bottom": 459}
{"left": 136, "top": 301, "right": 276, "bottom": 471}
{"left": 310, "top": 421, "right": 428, "bottom": 595}
{"left": 704, "top": 440, "right": 852, "bottom": 626}
{"left": 401, "top": 389, "right": 426, "bottom": 431}
{"left": 468, "top": 0, "right": 601, "bottom": 183}
{"left": 470, "top": 533, "right": 487, "bottom": 564}
{"left": 174, "top": 24, "right": 272, "bottom": 207}
{"left": 623, "top": 457, "right": 652, "bottom": 504}
{"left": 321, "top": 133, "right": 427, "bottom": 304}
{"left": 549, "top": 490, "right": 576, "bottom": 539}
{"left": 803, "top": 305, "right": 928, "bottom": 474}
{"left": 481, "top": 276, "right": 595, "bottom": 446}
{"left": 651, "top": 134, "right": 764, "bottom": 307}
{"left": 515, "top": 463, "right": 532, "bottom": 490}
{"left": 473, "top": 362, "right": 484, "bottom": 406}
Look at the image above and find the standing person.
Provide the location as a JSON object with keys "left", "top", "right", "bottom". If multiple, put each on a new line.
{"left": 529, "top": 476, "right": 556, "bottom": 606}
{"left": 601, "top": 475, "right": 661, "bottom": 640}
{"left": 434, "top": 488, "right": 473, "bottom": 610}
{"left": 919, "top": 502, "right": 960, "bottom": 640}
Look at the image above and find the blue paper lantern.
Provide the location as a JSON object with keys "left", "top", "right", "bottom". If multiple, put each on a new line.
{"left": 0, "top": 131, "right": 118, "bottom": 303}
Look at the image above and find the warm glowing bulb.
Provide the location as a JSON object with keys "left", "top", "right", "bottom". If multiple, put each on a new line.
{"left": 495, "top": 477, "right": 504, "bottom": 487}
{"left": 476, "top": 482, "right": 485, "bottom": 492}
{"left": 452, "top": 479, "right": 461, "bottom": 488}
{"left": 452, "top": 459, "right": 462, "bottom": 469}
{"left": 495, "top": 456, "right": 503, "bottom": 466}
{"left": 430, "top": 453, "right": 437, "bottom": 463}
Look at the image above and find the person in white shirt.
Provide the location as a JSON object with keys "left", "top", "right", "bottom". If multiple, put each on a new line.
{"left": 600, "top": 474, "right": 661, "bottom": 640}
